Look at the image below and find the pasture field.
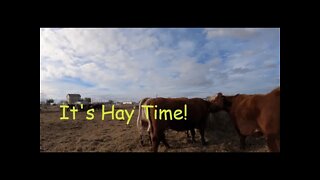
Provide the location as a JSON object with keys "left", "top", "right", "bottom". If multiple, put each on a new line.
{"left": 40, "top": 105, "right": 268, "bottom": 152}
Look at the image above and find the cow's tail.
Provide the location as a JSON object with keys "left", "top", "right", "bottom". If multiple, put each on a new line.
{"left": 147, "top": 105, "right": 154, "bottom": 146}
{"left": 137, "top": 99, "right": 143, "bottom": 134}
{"left": 146, "top": 99, "right": 152, "bottom": 133}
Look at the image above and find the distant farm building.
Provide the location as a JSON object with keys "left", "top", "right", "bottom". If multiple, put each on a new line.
{"left": 122, "top": 101, "right": 133, "bottom": 105}
{"left": 66, "top": 94, "right": 81, "bottom": 104}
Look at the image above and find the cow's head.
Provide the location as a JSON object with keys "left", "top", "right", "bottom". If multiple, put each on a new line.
{"left": 208, "top": 102, "right": 224, "bottom": 113}
{"left": 212, "top": 92, "right": 236, "bottom": 111}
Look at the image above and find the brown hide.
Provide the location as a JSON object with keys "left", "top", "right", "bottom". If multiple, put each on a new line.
{"left": 213, "top": 87, "right": 280, "bottom": 152}
{"left": 146, "top": 97, "right": 221, "bottom": 152}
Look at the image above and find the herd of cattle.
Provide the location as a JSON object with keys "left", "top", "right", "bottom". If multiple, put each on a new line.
{"left": 136, "top": 87, "right": 280, "bottom": 152}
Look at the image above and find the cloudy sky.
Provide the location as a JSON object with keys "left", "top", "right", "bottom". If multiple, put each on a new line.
{"left": 40, "top": 28, "right": 280, "bottom": 102}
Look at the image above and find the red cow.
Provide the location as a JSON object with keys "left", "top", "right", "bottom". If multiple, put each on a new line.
{"left": 212, "top": 87, "right": 280, "bottom": 152}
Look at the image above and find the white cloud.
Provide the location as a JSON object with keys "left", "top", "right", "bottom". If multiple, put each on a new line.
{"left": 40, "top": 28, "right": 280, "bottom": 102}
{"left": 204, "top": 28, "right": 259, "bottom": 39}
{"left": 177, "top": 40, "right": 195, "bottom": 55}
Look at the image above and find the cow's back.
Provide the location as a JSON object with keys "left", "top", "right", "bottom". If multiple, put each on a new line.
{"left": 148, "top": 98, "right": 210, "bottom": 132}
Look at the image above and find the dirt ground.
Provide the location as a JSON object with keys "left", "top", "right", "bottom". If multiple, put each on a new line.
{"left": 40, "top": 105, "right": 269, "bottom": 152}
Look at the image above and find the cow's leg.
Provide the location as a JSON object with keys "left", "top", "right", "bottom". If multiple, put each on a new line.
{"left": 152, "top": 135, "right": 160, "bottom": 152}
{"left": 160, "top": 132, "right": 170, "bottom": 149}
{"left": 234, "top": 125, "right": 246, "bottom": 150}
{"left": 190, "top": 129, "right": 196, "bottom": 143}
{"left": 239, "top": 135, "right": 246, "bottom": 150}
{"left": 140, "top": 134, "right": 144, "bottom": 146}
{"left": 199, "top": 128, "right": 207, "bottom": 145}
{"left": 266, "top": 135, "right": 280, "bottom": 152}
{"left": 148, "top": 131, "right": 152, "bottom": 145}
{"left": 186, "top": 131, "right": 190, "bottom": 138}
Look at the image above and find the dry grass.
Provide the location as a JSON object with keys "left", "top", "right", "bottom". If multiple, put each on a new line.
{"left": 40, "top": 106, "right": 269, "bottom": 152}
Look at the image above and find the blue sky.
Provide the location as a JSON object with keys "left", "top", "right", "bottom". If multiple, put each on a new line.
{"left": 40, "top": 28, "right": 280, "bottom": 102}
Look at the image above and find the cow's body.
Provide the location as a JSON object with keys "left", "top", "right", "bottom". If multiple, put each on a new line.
{"left": 213, "top": 87, "right": 280, "bottom": 152}
{"left": 146, "top": 97, "right": 221, "bottom": 152}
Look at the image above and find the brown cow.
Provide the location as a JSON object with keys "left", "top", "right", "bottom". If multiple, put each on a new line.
{"left": 137, "top": 97, "right": 197, "bottom": 146}
{"left": 146, "top": 97, "right": 222, "bottom": 152}
{"left": 212, "top": 87, "right": 280, "bottom": 152}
